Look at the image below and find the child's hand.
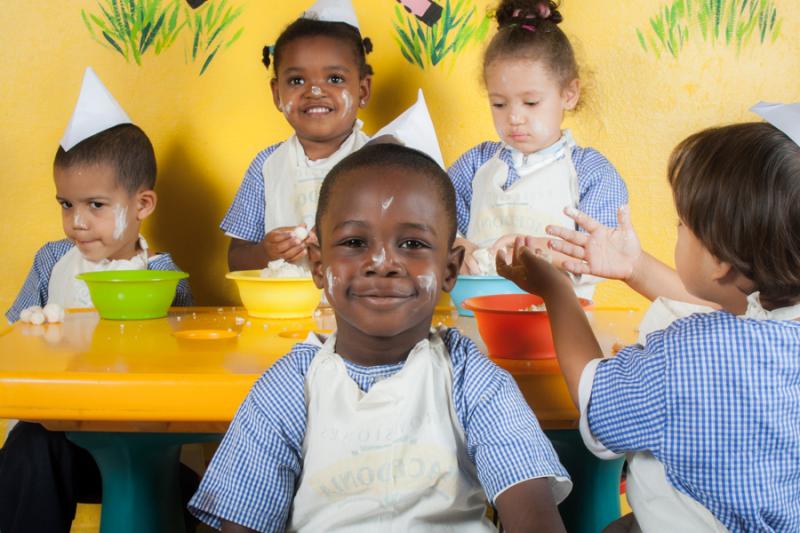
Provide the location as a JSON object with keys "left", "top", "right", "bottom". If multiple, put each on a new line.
{"left": 496, "top": 236, "right": 572, "bottom": 297}
{"left": 454, "top": 237, "right": 481, "bottom": 274}
{"left": 491, "top": 234, "right": 569, "bottom": 270}
{"left": 545, "top": 205, "right": 642, "bottom": 281}
{"left": 263, "top": 226, "right": 308, "bottom": 262}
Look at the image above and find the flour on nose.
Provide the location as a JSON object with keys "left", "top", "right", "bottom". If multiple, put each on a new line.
{"left": 73, "top": 213, "right": 87, "bottom": 229}
{"left": 311, "top": 86, "right": 322, "bottom": 96}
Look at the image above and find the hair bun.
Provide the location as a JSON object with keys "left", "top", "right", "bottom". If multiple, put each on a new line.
{"left": 362, "top": 37, "right": 373, "bottom": 55}
{"left": 495, "top": 0, "right": 562, "bottom": 29}
{"left": 262, "top": 45, "right": 272, "bottom": 69}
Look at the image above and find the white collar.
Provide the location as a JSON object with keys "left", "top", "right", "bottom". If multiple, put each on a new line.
{"left": 742, "top": 291, "right": 800, "bottom": 321}
{"left": 507, "top": 129, "right": 575, "bottom": 169}
{"left": 296, "top": 120, "right": 364, "bottom": 168}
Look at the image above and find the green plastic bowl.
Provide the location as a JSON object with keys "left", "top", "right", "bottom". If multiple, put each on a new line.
{"left": 76, "top": 270, "right": 188, "bottom": 320}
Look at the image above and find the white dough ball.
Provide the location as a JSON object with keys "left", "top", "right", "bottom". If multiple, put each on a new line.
{"left": 20, "top": 305, "right": 42, "bottom": 323}
{"left": 29, "top": 311, "right": 46, "bottom": 325}
{"left": 292, "top": 226, "right": 309, "bottom": 241}
{"left": 43, "top": 303, "right": 65, "bottom": 324}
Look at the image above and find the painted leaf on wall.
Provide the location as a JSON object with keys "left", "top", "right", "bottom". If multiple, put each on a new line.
{"left": 82, "top": 0, "right": 244, "bottom": 75}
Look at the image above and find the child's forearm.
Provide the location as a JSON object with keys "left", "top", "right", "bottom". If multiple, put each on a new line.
{"left": 228, "top": 237, "right": 270, "bottom": 271}
{"left": 495, "top": 478, "right": 566, "bottom": 532}
{"left": 542, "top": 283, "right": 603, "bottom": 407}
{"left": 628, "top": 252, "right": 714, "bottom": 306}
{"left": 221, "top": 520, "right": 258, "bottom": 533}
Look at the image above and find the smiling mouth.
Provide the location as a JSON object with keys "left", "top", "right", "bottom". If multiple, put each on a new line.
{"left": 352, "top": 292, "right": 414, "bottom": 309}
{"left": 303, "top": 106, "right": 334, "bottom": 115}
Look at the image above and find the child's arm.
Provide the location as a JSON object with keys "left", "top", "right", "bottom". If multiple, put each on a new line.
{"left": 228, "top": 229, "right": 307, "bottom": 271}
{"left": 546, "top": 206, "right": 714, "bottom": 306}
{"left": 221, "top": 521, "right": 257, "bottom": 532}
{"left": 496, "top": 239, "right": 601, "bottom": 405}
{"left": 495, "top": 479, "right": 566, "bottom": 532}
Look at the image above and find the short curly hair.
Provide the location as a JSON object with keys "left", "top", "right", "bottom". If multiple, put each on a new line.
{"left": 315, "top": 143, "right": 457, "bottom": 246}
{"left": 53, "top": 124, "right": 156, "bottom": 194}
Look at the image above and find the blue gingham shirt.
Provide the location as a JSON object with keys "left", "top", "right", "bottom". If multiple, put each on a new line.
{"left": 220, "top": 143, "right": 283, "bottom": 242}
{"left": 448, "top": 141, "right": 628, "bottom": 236}
{"left": 587, "top": 311, "right": 800, "bottom": 532}
{"left": 189, "top": 328, "right": 569, "bottom": 531}
{"left": 6, "top": 239, "right": 193, "bottom": 323}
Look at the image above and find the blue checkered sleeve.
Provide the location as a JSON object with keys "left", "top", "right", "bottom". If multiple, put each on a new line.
{"left": 586, "top": 333, "right": 667, "bottom": 454}
{"left": 573, "top": 148, "right": 629, "bottom": 229}
{"left": 445, "top": 329, "right": 570, "bottom": 502}
{"left": 220, "top": 144, "right": 283, "bottom": 242}
{"left": 6, "top": 240, "right": 74, "bottom": 323}
{"left": 148, "top": 253, "right": 193, "bottom": 307}
{"left": 447, "top": 142, "right": 501, "bottom": 236}
{"left": 188, "top": 345, "right": 316, "bottom": 531}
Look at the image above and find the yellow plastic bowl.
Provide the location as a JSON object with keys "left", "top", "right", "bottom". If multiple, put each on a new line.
{"left": 226, "top": 270, "right": 322, "bottom": 319}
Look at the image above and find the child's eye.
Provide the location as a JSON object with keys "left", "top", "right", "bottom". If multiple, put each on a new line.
{"left": 525, "top": 101, "right": 540, "bottom": 106}
{"left": 58, "top": 200, "right": 72, "bottom": 209}
{"left": 89, "top": 201, "right": 105, "bottom": 209}
{"left": 491, "top": 102, "right": 505, "bottom": 109}
{"left": 399, "top": 239, "right": 429, "bottom": 250}
{"left": 288, "top": 77, "right": 304, "bottom": 86}
{"left": 340, "top": 238, "right": 367, "bottom": 248}
{"left": 328, "top": 74, "right": 344, "bottom": 84}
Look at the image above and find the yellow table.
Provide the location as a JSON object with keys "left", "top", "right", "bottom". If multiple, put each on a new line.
{"left": 0, "top": 306, "right": 642, "bottom": 532}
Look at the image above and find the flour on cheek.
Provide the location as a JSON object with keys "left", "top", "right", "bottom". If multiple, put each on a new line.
{"left": 341, "top": 90, "right": 353, "bottom": 116}
{"left": 112, "top": 204, "right": 128, "bottom": 240}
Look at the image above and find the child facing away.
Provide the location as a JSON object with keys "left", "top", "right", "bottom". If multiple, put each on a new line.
{"left": 449, "top": 0, "right": 627, "bottom": 298}
{"left": 0, "top": 67, "right": 196, "bottom": 533}
{"left": 190, "top": 143, "right": 571, "bottom": 532}
{"left": 222, "top": 0, "right": 373, "bottom": 271}
{"left": 498, "top": 118, "right": 800, "bottom": 531}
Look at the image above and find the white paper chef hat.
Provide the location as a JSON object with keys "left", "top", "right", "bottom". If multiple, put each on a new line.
{"left": 303, "top": 0, "right": 360, "bottom": 30}
{"left": 371, "top": 89, "right": 445, "bottom": 168}
{"left": 60, "top": 67, "right": 132, "bottom": 151}
{"left": 750, "top": 101, "right": 800, "bottom": 147}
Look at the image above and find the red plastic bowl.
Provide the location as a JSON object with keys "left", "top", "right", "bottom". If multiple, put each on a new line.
{"left": 462, "top": 293, "right": 591, "bottom": 359}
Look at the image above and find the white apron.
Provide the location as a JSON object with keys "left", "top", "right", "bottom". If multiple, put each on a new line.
{"left": 264, "top": 121, "right": 369, "bottom": 232}
{"left": 467, "top": 132, "right": 599, "bottom": 299}
{"left": 47, "top": 236, "right": 150, "bottom": 309}
{"left": 466, "top": 132, "right": 578, "bottom": 249}
{"left": 289, "top": 332, "right": 495, "bottom": 533}
{"left": 580, "top": 292, "right": 800, "bottom": 532}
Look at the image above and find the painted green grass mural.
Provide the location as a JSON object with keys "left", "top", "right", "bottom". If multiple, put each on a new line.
{"left": 82, "top": 0, "right": 244, "bottom": 75}
{"left": 636, "top": 0, "right": 782, "bottom": 59}
{"left": 393, "top": 0, "right": 491, "bottom": 69}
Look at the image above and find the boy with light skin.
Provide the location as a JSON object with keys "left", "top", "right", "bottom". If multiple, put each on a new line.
{"left": 190, "top": 143, "right": 571, "bottom": 532}
{"left": 0, "top": 68, "right": 195, "bottom": 533}
{"left": 498, "top": 119, "right": 800, "bottom": 531}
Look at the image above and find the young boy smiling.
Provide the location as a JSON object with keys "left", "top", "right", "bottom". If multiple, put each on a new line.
{"left": 190, "top": 143, "right": 570, "bottom": 532}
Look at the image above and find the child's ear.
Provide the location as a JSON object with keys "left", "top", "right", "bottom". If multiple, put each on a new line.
{"left": 135, "top": 190, "right": 157, "bottom": 221}
{"left": 442, "top": 242, "right": 465, "bottom": 292}
{"left": 358, "top": 75, "right": 372, "bottom": 108}
{"left": 562, "top": 78, "right": 580, "bottom": 111}
{"left": 270, "top": 78, "right": 282, "bottom": 111}
{"left": 710, "top": 256, "right": 736, "bottom": 284}
{"left": 307, "top": 238, "right": 325, "bottom": 290}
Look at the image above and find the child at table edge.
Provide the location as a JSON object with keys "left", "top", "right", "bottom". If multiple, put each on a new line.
{"left": 190, "top": 142, "right": 570, "bottom": 532}
{"left": 0, "top": 67, "right": 195, "bottom": 533}
{"left": 498, "top": 119, "right": 800, "bottom": 531}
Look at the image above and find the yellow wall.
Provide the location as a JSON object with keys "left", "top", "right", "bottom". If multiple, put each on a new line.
{"left": 2, "top": 1, "right": 799, "bottom": 309}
